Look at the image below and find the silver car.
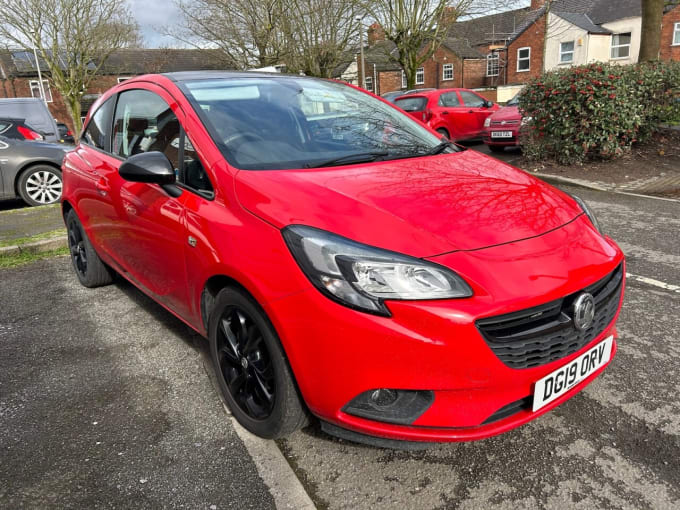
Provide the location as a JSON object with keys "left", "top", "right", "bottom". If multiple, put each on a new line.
{"left": 0, "top": 135, "right": 71, "bottom": 206}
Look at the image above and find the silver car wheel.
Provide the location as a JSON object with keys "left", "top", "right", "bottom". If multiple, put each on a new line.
{"left": 25, "top": 170, "right": 62, "bottom": 204}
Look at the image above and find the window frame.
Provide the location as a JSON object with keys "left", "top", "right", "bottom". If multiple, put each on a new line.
{"left": 415, "top": 67, "right": 425, "bottom": 85}
{"left": 442, "top": 63, "right": 453, "bottom": 81}
{"left": 673, "top": 22, "right": 680, "bottom": 46}
{"left": 117, "top": 76, "right": 132, "bottom": 83}
{"left": 28, "top": 79, "right": 53, "bottom": 103}
{"left": 517, "top": 47, "right": 531, "bottom": 72}
{"left": 486, "top": 52, "right": 500, "bottom": 77}
{"left": 401, "top": 70, "right": 407, "bottom": 89}
{"left": 364, "top": 76, "right": 373, "bottom": 93}
{"left": 559, "top": 41, "right": 574, "bottom": 64}
{"left": 610, "top": 32, "right": 632, "bottom": 59}
{"left": 81, "top": 94, "right": 118, "bottom": 154}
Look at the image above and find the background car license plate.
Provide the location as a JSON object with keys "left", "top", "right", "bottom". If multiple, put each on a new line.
{"left": 491, "top": 131, "right": 513, "bottom": 138}
{"left": 532, "top": 336, "right": 613, "bottom": 412}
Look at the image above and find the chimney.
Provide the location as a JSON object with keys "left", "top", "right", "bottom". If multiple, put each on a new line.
{"left": 441, "top": 6, "right": 458, "bottom": 26}
{"left": 367, "top": 23, "right": 385, "bottom": 45}
{"left": 530, "top": 0, "right": 547, "bottom": 9}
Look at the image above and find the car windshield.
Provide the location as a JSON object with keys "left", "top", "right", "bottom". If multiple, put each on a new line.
{"left": 506, "top": 93, "right": 521, "bottom": 106}
{"left": 181, "top": 77, "right": 455, "bottom": 170}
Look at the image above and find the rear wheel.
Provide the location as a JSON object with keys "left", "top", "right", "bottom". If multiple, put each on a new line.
{"left": 436, "top": 128, "right": 450, "bottom": 140}
{"left": 18, "top": 165, "right": 62, "bottom": 207}
{"left": 488, "top": 145, "right": 506, "bottom": 153}
{"left": 66, "top": 209, "right": 114, "bottom": 288}
{"left": 209, "top": 287, "right": 307, "bottom": 439}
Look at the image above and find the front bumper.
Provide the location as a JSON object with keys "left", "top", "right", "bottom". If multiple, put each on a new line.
{"left": 265, "top": 215, "right": 624, "bottom": 443}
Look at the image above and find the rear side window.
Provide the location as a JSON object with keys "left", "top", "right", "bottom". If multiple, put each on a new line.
{"left": 394, "top": 96, "right": 427, "bottom": 112}
{"left": 438, "top": 92, "right": 461, "bottom": 107}
{"left": 0, "top": 120, "right": 11, "bottom": 134}
{"left": 459, "top": 91, "right": 486, "bottom": 107}
{"left": 83, "top": 97, "right": 116, "bottom": 151}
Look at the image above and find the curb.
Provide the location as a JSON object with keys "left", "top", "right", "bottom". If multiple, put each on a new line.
{"left": 0, "top": 235, "right": 67, "bottom": 257}
{"left": 533, "top": 173, "right": 680, "bottom": 202}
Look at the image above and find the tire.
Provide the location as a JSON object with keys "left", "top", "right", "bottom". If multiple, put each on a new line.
{"left": 18, "top": 165, "right": 63, "bottom": 207}
{"left": 488, "top": 145, "right": 506, "bottom": 153}
{"left": 66, "top": 209, "right": 114, "bottom": 288}
{"left": 436, "top": 128, "right": 450, "bottom": 140}
{"left": 209, "top": 287, "right": 307, "bottom": 439}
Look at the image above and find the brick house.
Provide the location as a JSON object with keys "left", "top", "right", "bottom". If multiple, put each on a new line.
{"left": 660, "top": 2, "right": 680, "bottom": 61}
{"left": 335, "top": 24, "right": 487, "bottom": 96}
{"left": 0, "top": 49, "right": 230, "bottom": 132}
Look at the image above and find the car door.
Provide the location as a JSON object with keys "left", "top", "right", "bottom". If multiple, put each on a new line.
{"left": 106, "top": 86, "right": 191, "bottom": 317}
{"left": 458, "top": 90, "right": 493, "bottom": 138}
{"left": 435, "top": 91, "right": 468, "bottom": 140}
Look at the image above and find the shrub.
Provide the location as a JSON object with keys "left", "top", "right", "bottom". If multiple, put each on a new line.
{"left": 519, "top": 61, "right": 680, "bottom": 165}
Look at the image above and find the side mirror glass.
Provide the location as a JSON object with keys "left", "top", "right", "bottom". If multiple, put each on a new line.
{"left": 119, "top": 151, "right": 176, "bottom": 185}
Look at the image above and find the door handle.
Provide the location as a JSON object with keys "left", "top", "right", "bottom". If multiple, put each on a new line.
{"left": 468, "top": 110, "right": 475, "bottom": 113}
{"left": 442, "top": 111, "right": 449, "bottom": 115}
{"left": 95, "top": 178, "right": 110, "bottom": 196}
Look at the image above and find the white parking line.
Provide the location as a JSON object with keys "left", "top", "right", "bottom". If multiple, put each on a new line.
{"left": 626, "top": 273, "right": 680, "bottom": 294}
{"left": 203, "top": 360, "right": 317, "bottom": 510}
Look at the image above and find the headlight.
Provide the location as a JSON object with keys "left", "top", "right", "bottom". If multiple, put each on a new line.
{"left": 569, "top": 194, "right": 602, "bottom": 234}
{"left": 282, "top": 225, "right": 472, "bottom": 316}
{"left": 484, "top": 117, "right": 491, "bottom": 128}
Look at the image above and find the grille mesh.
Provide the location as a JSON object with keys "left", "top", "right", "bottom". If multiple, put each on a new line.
{"left": 476, "top": 265, "right": 623, "bottom": 369}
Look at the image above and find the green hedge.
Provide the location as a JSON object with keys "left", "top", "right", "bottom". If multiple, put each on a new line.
{"left": 519, "top": 62, "right": 680, "bottom": 164}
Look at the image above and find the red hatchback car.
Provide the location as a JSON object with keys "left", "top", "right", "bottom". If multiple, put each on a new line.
{"left": 394, "top": 88, "right": 500, "bottom": 142}
{"left": 62, "top": 72, "right": 624, "bottom": 447}
{"left": 484, "top": 93, "right": 524, "bottom": 152}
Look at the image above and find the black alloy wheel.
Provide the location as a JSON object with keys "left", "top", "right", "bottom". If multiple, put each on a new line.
{"left": 216, "top": 306, "right": 276, "bottom": 419}
{"left": 65, "top": 209, "right": 114, "bottom": 288}
{"left": 68, "top": 217, "right": 88, "bottom": 278}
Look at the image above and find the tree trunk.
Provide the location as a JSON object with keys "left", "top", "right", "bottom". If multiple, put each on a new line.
{"left": 64, "top": 95, "right": 83, "bottom": 140}
{"left": 640, "top": 0, "right": 664, "bottom": 61}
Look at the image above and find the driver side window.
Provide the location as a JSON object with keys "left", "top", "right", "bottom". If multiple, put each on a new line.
{"left": 112, "top": 89, "right": 213, "bottom": 196}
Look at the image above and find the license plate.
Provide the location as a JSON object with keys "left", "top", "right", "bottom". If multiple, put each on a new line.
{"left": 532, "top": 336, "right": 613, "bottom": 412}
{"left": 491, "top": 131, "right": 513, "bottom": 138}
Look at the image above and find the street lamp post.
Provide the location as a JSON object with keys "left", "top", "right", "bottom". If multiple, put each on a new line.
{"left": 30, "top": 30, "right": 48, "bottom": 105}
{"left": 356, "top": 16, "right": 365, "bottom": 90}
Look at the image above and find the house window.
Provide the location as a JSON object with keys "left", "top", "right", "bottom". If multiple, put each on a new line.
{"left": 486, "top": 52, "right": 499, "bottom": 77}
{"left": 560, "top": 41, "right": 575, "bottom": 63}
{"left": 364, "top": 76, "right": 373, "bottom": 92}
{"left": 29, "top": 79, "right": 52, "bottom": 103}
{"left": 415, "top": 67, "right": 425, "bottom": 85}
{"left": 517, "top": 47, "right": 531, "bottom": 71}
{"left": 117, "top": 77, "right": 131, "bottom": 83}
{"left": 401, "top": 71, "right": 407, "bottom": 89}
{"left": 611, "top": 33, "right": 631, "bottom": 59}
{"left": 673, "top": 22, "right": 680, "bottom": 45}
{"left": 442, "top": 63, "right": 453, "bottom": 81}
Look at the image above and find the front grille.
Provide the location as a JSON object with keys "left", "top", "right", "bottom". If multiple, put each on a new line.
{"left": 491, "top": 120, "right": 519, "bottom": 126}
{"left": 476, "top": 265, "right": 623, "bottom": 369}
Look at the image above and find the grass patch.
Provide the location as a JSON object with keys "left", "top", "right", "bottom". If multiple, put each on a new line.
{"left": 0, "top": 246, "right": 69, "bottom": 269}
{"left": 0, "top": 203, "right": 60, "bottom": 216}
{"left": 0, "top": 228, "right": 66, "bottom": 247}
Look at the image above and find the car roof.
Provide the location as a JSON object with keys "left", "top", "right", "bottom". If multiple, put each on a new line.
{"left": 163, "top": 70, "right": 327, "bottom": 83}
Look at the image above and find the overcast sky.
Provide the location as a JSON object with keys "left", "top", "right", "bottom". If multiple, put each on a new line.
{"left": 126, "top": 0, "right": 185, "bottom": 48}
{"left": 127, "top": 0, "right": 532, "bottom": 48}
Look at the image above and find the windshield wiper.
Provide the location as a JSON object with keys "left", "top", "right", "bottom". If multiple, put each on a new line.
{"left": 426, "top": 140, "right": 455, "bottom": 155}
{"left": 305, "top": 151, "right": 389, "bottom": 169}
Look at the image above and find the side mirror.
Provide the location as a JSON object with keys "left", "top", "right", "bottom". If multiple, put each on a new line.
{"left": 119, "top": 151, "right": 182, "bottom": 197}
{"left": 119, "top": 151, "right": 175, "bottom": 184}
{"left": 483, "top": 100, "right": 493, "bottom": 108}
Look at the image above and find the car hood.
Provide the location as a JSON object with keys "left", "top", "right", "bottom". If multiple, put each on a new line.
{"left": 234, "top": 150, "right": 582, "bottom": 257}
{"left": 490, "top": 105, "right": 521, "bottom": 122}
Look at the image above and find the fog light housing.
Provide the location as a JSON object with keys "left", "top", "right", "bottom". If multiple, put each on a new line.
{"left": 342, "top": 389, "right": 434, "bottom": 425}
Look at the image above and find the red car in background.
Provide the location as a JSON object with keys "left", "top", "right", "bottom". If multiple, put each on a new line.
{"left": 483, "top": 93, "right": 524, "bottom": 152}
{"left": 61, "top": 73, "right": 624, "bottom": 447}
{"left": 394, "top": 88, "right": 499, "bottom": 142}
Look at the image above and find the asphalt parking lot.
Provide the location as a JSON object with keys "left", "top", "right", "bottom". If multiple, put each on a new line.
{"left": 1, "top": 184, "right": 678, "bottom": 509}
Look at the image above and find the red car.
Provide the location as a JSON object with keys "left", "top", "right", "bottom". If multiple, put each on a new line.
{"left": 484, "top": 94, "right": 523, "bottom": 152}
{"left": 394, "top": 88, "right": 500, "bottom": 142}
{"left": 62, "top": 72, "right": 624, "bottom": 447}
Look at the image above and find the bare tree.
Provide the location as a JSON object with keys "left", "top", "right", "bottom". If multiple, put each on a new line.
{"left": 282, "top": 0, "right": 362, "bottom": 77}
{"left": 174, "top": 0, "right": 286, "bottom": 69}
{"left": 0, "top": 0, "right": 140, "bottom": 135}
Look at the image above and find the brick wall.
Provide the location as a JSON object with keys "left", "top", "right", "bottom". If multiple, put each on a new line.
{"left": 660, "top": 5, "right": 680, "bottom": 61}
{"left": 463, "top": 59, "right": 487, "bottom": 88}
{"left": 507, "top": 13, "right": 545, "bottom": 85}
{"left": 0, "top": 75, "right": 122, "bottom": 133}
